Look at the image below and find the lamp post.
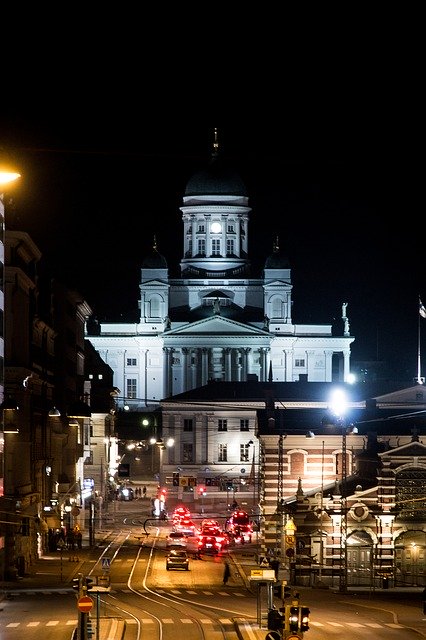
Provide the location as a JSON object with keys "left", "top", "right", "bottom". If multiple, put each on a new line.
{"left": 66, "top": 399, "right": 92, "bottom": 546}
{"left": 1, "top": 167, "right": 21, "bottom": 581}
{"left": 329, "top": 388, "right": 348, "bottom": 593}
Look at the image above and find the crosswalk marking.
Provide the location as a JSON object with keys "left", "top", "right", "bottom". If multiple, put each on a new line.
{"left": 0, "top": 618, "right": 410, "bottom": 630}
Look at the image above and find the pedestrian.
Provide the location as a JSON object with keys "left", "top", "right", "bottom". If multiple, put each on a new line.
{"left": 142, "top": 485, "right": 147, "bottom": 499}
{"left": 223, "top": 561, "right": 231, "bottom": 585}
{"left": 423, "top": 587, "right": 426, "bottom": 615}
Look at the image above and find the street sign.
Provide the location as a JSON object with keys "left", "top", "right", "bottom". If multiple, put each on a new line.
{"left": 249, "top": 569, "right": 276, "bottom": 581}
{"left": 265, "top": 631, "right": 282, "bottom": 640}
{"left": 77, "top": 595, "right": 93, "bottom": 612}
{"left": 101, "top": 557, "right": 111, "bottom": 570}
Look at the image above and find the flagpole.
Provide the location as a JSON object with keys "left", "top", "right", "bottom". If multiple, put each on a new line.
{"left": 417, "top": 296, "right": 426, "bottom": 383}
{"left": 418, "top": 308, "right": 422, "bottom": 383}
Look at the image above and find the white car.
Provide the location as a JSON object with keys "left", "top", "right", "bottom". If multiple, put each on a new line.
{"left": 166, "top": 532, "right": 187, "bottom": 548}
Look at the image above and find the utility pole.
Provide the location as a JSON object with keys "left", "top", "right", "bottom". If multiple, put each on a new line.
{"left": 340, "top": 422, "right": 348, "bottom": 593}
{"left": 276, "top": 434, "right": 285, "bottom": 559}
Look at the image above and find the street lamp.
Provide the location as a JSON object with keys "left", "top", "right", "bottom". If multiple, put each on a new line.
{"left": 1, "top": 167, "right": 21, "bottom": 581}
{"left": 329, "top": 388, "right": 348, "bottom": 593}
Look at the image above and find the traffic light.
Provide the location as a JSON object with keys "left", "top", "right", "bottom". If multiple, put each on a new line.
{"left": 172, "top": 472, "right": 180, "bottom": 486}
{"left": 85, "top": 576, "right": 95, "bottom": 591}
{"left": 288, "top": 605, "right": 299, "bottom": 632}
{"left": 300, "top": 606, "right": 310, "bottom": 632}
{"left": 283, "top": 585, "right": 292, "bottom": 600}
{"left": 72, "top": 575, "right": 83, "bottom": 595}
{"left": 267, "top": 608, "right": 283, "bottom": 632}
{"left": 198, "top": 486, "right": 206, "bottom": 496}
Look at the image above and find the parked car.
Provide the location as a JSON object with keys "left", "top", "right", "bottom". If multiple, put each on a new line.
{"left": 166, "top": 549, "right": 190, "bottom": 570}
{"left": 166, "top": 532, "right": 187, "bottom": 548}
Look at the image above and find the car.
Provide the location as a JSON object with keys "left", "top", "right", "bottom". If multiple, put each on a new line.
{"left": 166, "top": 532, "right": 187, "bottom": 548}
{"left": 198, "top": 535, "right": 223, "bottom": 554}
{"left": 166, "top": 549, "right": 190, "bottom": 570}
{"left": 226, "top": 510, "right": 253, "bottom": 543}
{"left": 173, "top": 505, "right": 191, "bottom": 519}
{"left": 173, "top": 518, "right": 197, "bottom": 536}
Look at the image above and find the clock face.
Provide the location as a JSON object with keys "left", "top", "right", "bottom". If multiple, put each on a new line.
{"left": 211, "top": 222, "right": 222, "bottom": 233}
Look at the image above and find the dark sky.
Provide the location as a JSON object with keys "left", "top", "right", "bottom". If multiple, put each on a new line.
{"left": 0, "top": 120, "right": 423, "bottom": 382}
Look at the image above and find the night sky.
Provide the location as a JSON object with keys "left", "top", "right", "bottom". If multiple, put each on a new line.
{"left": 0, "top": 120, "right": 423, "bottom": 382}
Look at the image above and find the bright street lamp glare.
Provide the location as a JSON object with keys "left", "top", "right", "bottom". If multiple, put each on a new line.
{"left": 0, "top": 171, "right": 21, "bottom": 185}
{"left": 330, "top": 388, "right": 348, "bottom": 418}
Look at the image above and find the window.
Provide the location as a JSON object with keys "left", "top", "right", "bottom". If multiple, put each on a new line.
{"left": 198, "top": 239, "right": 206, "bottom": 255}
{"left": 226, "top": 239, "right": 235, "bottom": 255}
{"left": 127, "top": 358, "right": 137, "bottom": 366}
{"left": 219, "top": 444, "right": 228, "bottom": 462}
{"left": 126, "top": 378, "right": 137, "bottom": 398}
{"left": 183, "top": 419, "right": 193, "bottom": 432}
{"left": 240, "top": 419, "right": 249, "bottom": 432}
{"left": 295, "top": 358, "right": 305, "bottom": 367}
{"left": 218, "top": 419, "right": 228, "bottom": 432}
{"left": 21, "top": 517, "right": 30, "bottom": 536}
{"left": 396, "top": 469, "right": 426, "bottom": 519}
{"left": 183, "top": 443, "right": 193, "bottom": 462}
{"left": 197, "top": 224, "right": 205, "bottom": 233}
{"left": 212, "top": 239, "right": 221, "bottom": 256}
{"left": 227, "top": 223, "right": 235, "bottom": 233}
{"left": 149, "top": 296, "right": 161, "bottom": 318}
{"left": 240, "top": 444, "right": 250, "bottom": 462}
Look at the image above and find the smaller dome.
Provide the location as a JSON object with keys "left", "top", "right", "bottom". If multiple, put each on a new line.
{"left": 264, "top": 237, "right": 290, "bottom": 269}
{"left": 142, "top": 238, "right": 168, "bottom": 269}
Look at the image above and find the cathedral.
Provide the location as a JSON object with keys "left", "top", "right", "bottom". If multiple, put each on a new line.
{"left": 87, "top": 135, "right": 354, "bottom": 407}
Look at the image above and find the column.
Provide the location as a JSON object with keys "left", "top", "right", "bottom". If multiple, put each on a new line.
{"left": 163, "top": 347, "right": 172, "bottom": 397}
{"left": 190, "top": 349, "right": 197, "bottom": 389}
{"left": 241, "top": 348, "right": 251, "bottom": 381}
{"left": 224, "top": 348, "right": 232, "bottom": 381}
{"left": 284, "top": 349, "right": 293, "bottom": 381}
{"left": 342, "top": 349, "right": 351, "bottom": 382}
{"left": 182, "top": 348, "right": 190, "bottom": 392}
{"left": 191, "top": 215, "right": 196, "bottom": 257}
{"left": 201, "top": 348, "right": 209, "bottom": 385}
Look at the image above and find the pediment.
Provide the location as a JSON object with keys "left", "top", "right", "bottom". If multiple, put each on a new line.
{"left": 380, "top": 440, "right": 426, "bottom": 457}
{"left": 264, "top": 279, "right": 292, "bottom": 287}
{"left": 165, "top": 316, "right": 268, "bottom": 336}
{"left": 141, "top": 279, "right": 168, "bottom": 287}
{"left": 374, "top": 385, "right": 426, "bottom": 405}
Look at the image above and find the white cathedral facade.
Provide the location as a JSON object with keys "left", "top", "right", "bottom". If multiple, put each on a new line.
{"left": 87, "top": 142, "right": 354, "bottom": 409}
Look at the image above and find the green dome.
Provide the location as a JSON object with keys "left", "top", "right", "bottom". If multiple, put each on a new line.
{"left": 185, "top": 153, "right": 248, "bottom": 197}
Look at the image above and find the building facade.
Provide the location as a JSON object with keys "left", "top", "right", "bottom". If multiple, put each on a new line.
{"left": 158, "top": 379, "right": 426, "bottom": 588}
{"left": 87, "top": 141, "right": 354, "bottom": 410}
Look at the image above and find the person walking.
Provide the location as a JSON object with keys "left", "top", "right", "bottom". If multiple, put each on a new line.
{"left": 223, "top": 561, "right": 231, "bottom": 585}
